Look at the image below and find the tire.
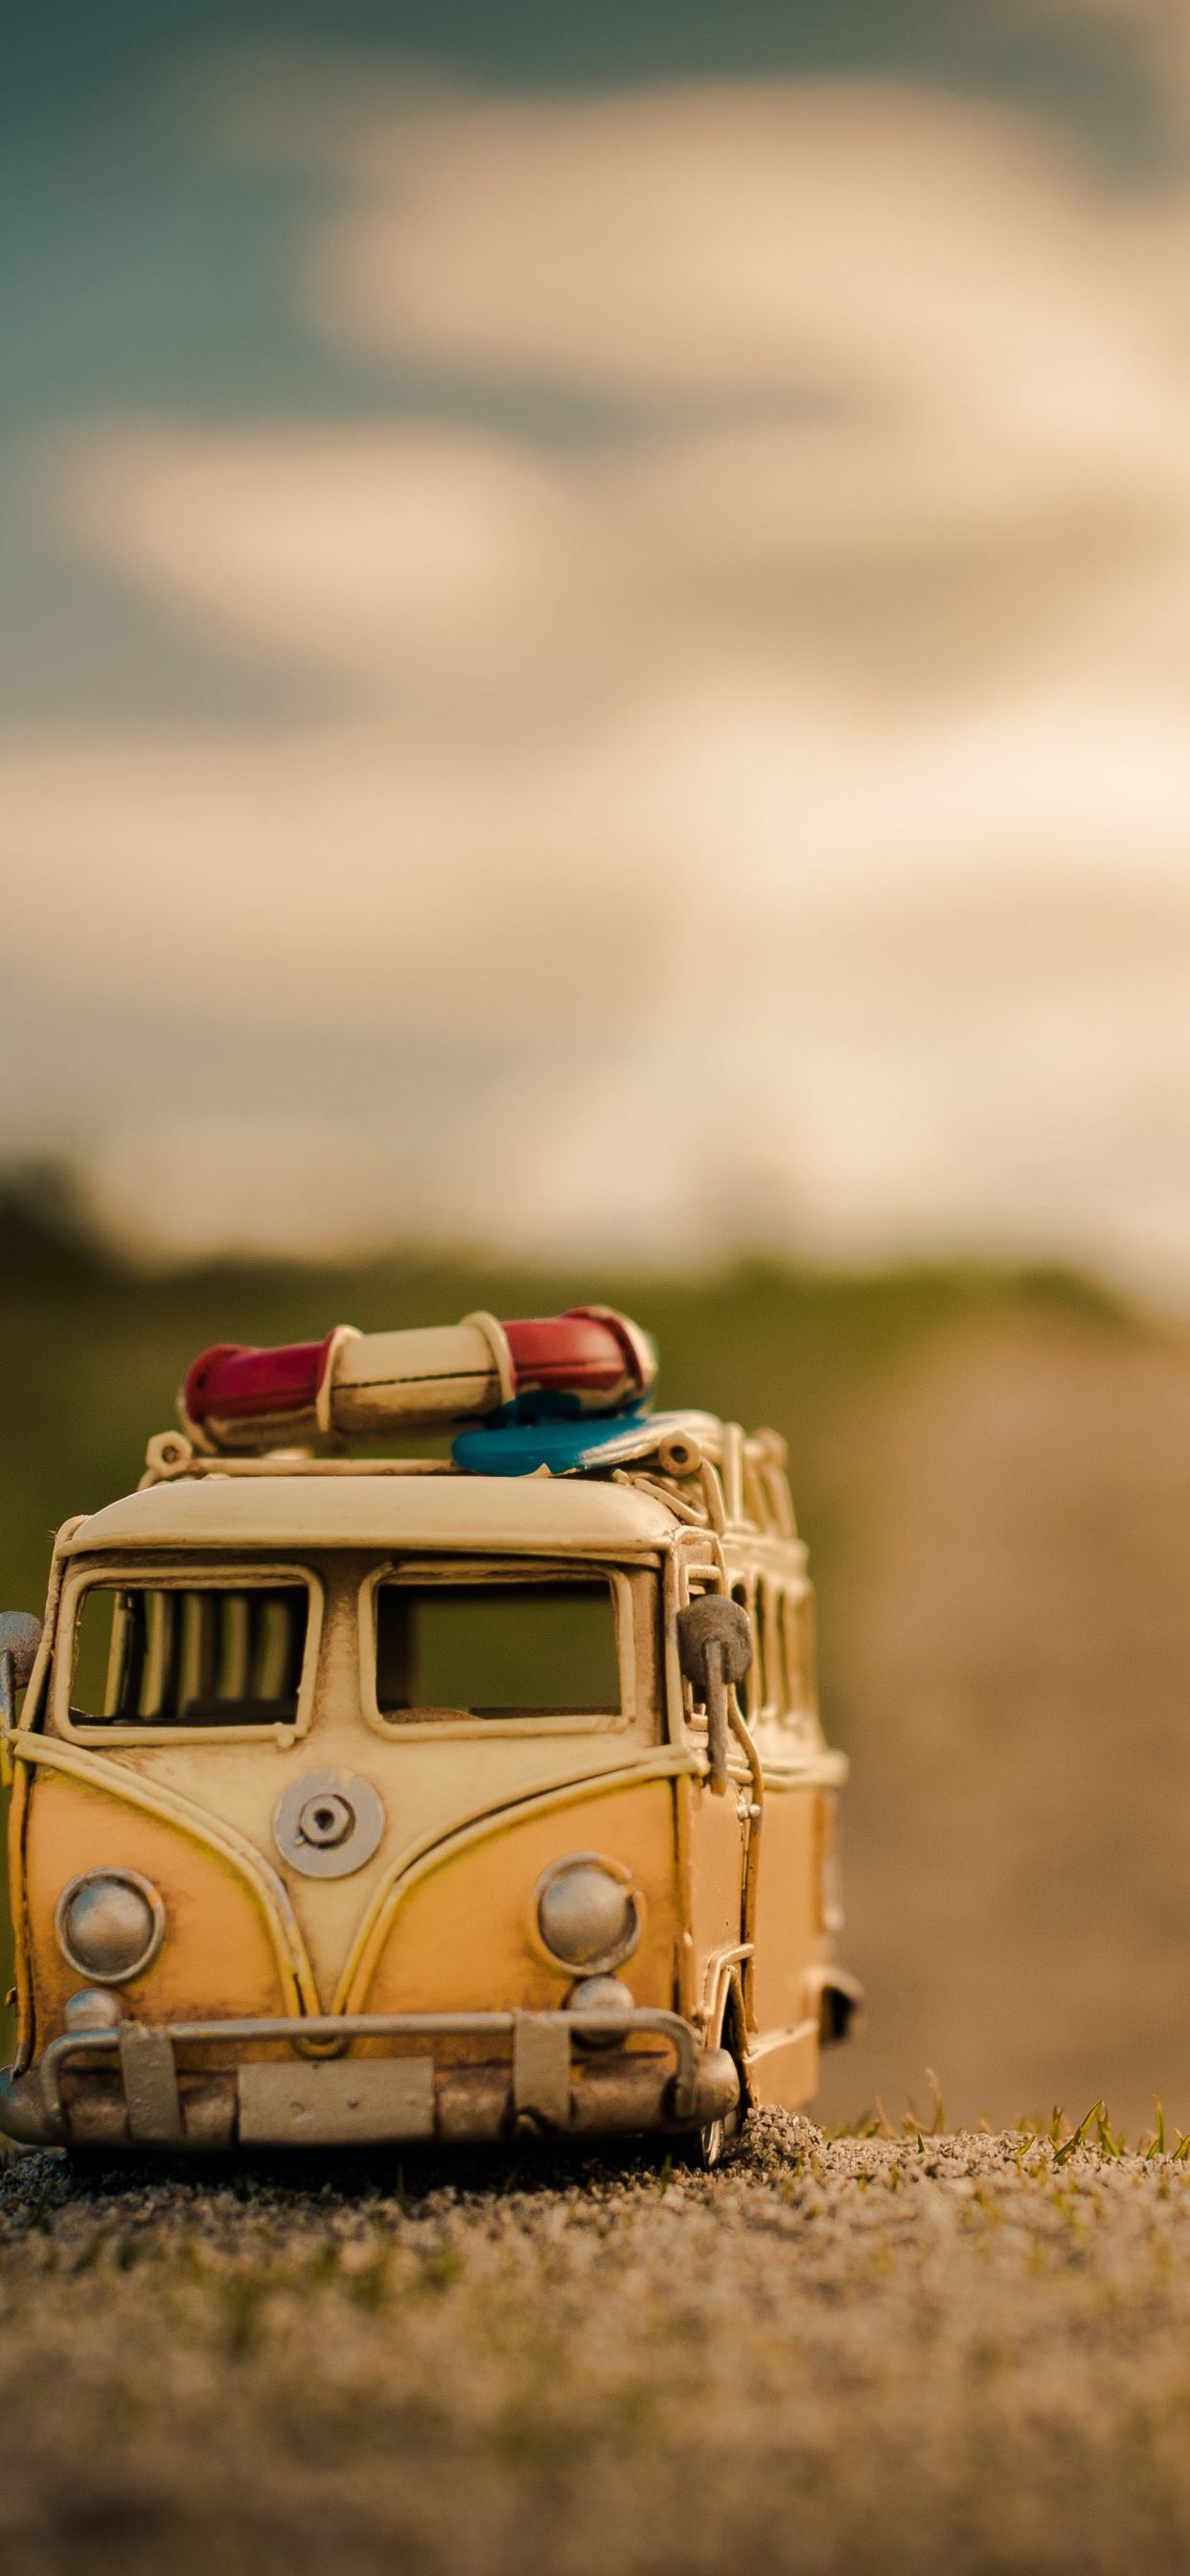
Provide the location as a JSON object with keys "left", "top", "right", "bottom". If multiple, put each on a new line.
{"left": 675, "top": 2105, "right": 741, "bottom": 2171}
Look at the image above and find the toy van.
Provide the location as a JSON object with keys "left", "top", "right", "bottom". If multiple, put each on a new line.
{"left": 0, "top": 1306, "right": 858, "bottom": 2165}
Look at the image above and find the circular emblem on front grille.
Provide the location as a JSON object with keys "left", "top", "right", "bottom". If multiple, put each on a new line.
{"left": 272, "top": 1769, "right": 385, "bottom": 1879}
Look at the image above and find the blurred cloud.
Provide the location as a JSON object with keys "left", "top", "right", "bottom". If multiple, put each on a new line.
{"left": 8, "top": 39, "right": 1190, "bottom": 1283}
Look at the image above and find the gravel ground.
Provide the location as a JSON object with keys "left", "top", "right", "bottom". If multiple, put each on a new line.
{"left": 5, "top": 2111, "right": 1190, "bottom": 2576}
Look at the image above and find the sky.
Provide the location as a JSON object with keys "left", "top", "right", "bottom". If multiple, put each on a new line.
{"left": 6, "top": 1, "right": 1190, "bottom": 1291}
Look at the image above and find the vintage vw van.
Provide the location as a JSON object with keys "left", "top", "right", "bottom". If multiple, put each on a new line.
{"left": 0, "top": 1307, "right": 858, "bottom": 2164}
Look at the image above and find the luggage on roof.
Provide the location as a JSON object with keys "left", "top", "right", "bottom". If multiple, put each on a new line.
{"left": 180, "top": 1306, "right": 657, "bottom": 1458}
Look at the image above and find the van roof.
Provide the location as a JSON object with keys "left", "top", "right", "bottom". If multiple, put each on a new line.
{"left": 61, "top": 1470, "right": 678, "bottom": 1559}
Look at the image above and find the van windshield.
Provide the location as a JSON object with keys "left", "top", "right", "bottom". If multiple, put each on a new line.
{"left": 70, "top": 1581, "right": 309, "bottom": 1729}
{"left": 375, "top": 1577, "right": 620, "bottom": 1721}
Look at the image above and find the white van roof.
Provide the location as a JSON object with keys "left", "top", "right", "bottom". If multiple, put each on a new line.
{"left": 62, "top": 1469, "right": 677, "bottom": 1559}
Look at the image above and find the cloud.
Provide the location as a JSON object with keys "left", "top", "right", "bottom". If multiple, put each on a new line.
{"left": 10, "top": 61, "right": 1190, "bottom": 1287}
{"left": 50, "top": 408, "right": 1190, "bottom": 722}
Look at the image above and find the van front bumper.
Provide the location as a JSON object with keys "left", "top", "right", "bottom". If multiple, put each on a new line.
{"left": 0, "top": 2009, "right": 739, "bottom": 2152}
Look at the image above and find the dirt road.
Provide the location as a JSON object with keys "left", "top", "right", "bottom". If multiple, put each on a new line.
{"left": 5, "top": 2112, "right": 1190, "bottom": 2576}
{"left": 812, "top": 1308, "right": 1190, "bottom": 2136}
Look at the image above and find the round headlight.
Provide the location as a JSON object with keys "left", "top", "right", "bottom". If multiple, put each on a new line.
{"left": 566, "top": 1973, "right": 635, "bottom": 2049}
{"left": 55, "top": 1870, "right": 165, "bottom": 1985}
{"left": 536, "top": 1853, "right": 641, "bottom": 1972}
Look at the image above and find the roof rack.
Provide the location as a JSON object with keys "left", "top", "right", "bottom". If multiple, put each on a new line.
{"left": 139, "top": 1415, "right": 797, "bottom": 1540}
{"left": 143, "top": 1309, "right": 797, "bottom": 1537}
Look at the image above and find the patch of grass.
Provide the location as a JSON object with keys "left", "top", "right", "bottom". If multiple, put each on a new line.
{"left": 218, "top": 2266, "right": 279, "bottom": 2357}
{"left": 1053, "top": 2104, "right": 1105, "bottom": 2167}
{"left": 606, "top": 2373, "right": 661, "bottom": 2447}
{"left": 490, "top": 2392, "right": 589, "bottom": 2472}
{"left": 342, "top": 2247, "right": 392, "bottom": 2309}
{"left": 1096, "top": 2104, "right": 1127, "bottom": 2160}
{"left": 418, "top": 2244, "right": 464, "bottom": 2293}
{"left": 1147, "top": 2102, "right": 1169, "bottom": 2159}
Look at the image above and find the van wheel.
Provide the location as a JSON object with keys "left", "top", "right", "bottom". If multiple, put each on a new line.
{"left": 676, "top": 2107, "right": 740, "bottom": 2172}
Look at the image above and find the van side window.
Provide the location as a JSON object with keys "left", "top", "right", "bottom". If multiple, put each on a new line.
{"left": 375, "top": 1579, "right": 619, "bottom": 1721}
{"left": 755, "top": 1577, "right": 783, "bottom": 1717}
{"left": 70, "top": 1584, "right": 309, "bottom": 1728}
{"left": 729, "top": 1578, "right": 762, "bottom": 1721}
{"left": 782, "top": 1587, "right": 819, "bottom": 1724}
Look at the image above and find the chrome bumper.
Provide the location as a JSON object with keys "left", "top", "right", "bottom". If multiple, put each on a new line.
{"left": 0, "top": 2009, "right": 739, "bottom": 2151}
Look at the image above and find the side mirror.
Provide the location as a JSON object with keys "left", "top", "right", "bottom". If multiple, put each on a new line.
{"left": 675, "top": 1596, "right": 752, "bottom": 1797}
{"left": 0, "top": 1611, "right": 44, "bottom": 1733}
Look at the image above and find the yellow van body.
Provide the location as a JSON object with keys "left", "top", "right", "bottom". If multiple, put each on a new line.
{"left": 1, "top": 1422, "right": 857, "bottom": 2160}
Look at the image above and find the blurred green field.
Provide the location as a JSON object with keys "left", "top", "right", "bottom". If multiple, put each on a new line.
{"left": 0, "top": 1163, "right": 1119, "bottom": 1599}
{"left": 0, "top": 1163, "right": 1127, "bottom": 2082}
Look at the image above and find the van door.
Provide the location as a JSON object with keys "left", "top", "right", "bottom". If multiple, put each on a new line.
{"left": 673, "top": 1562, "right": 754, "bottom": 2077}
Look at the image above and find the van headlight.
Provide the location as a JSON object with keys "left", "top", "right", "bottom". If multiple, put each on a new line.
{"left": 55, "top": 1870, "right": 166, "bottom": 1985}
{"left": 535, "top": 1853, "right": 641, "bottom": 1972}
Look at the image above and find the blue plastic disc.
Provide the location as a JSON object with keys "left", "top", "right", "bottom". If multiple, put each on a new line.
{"left": 451, "top": 1408, "right": 707, "bottom": 1479}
